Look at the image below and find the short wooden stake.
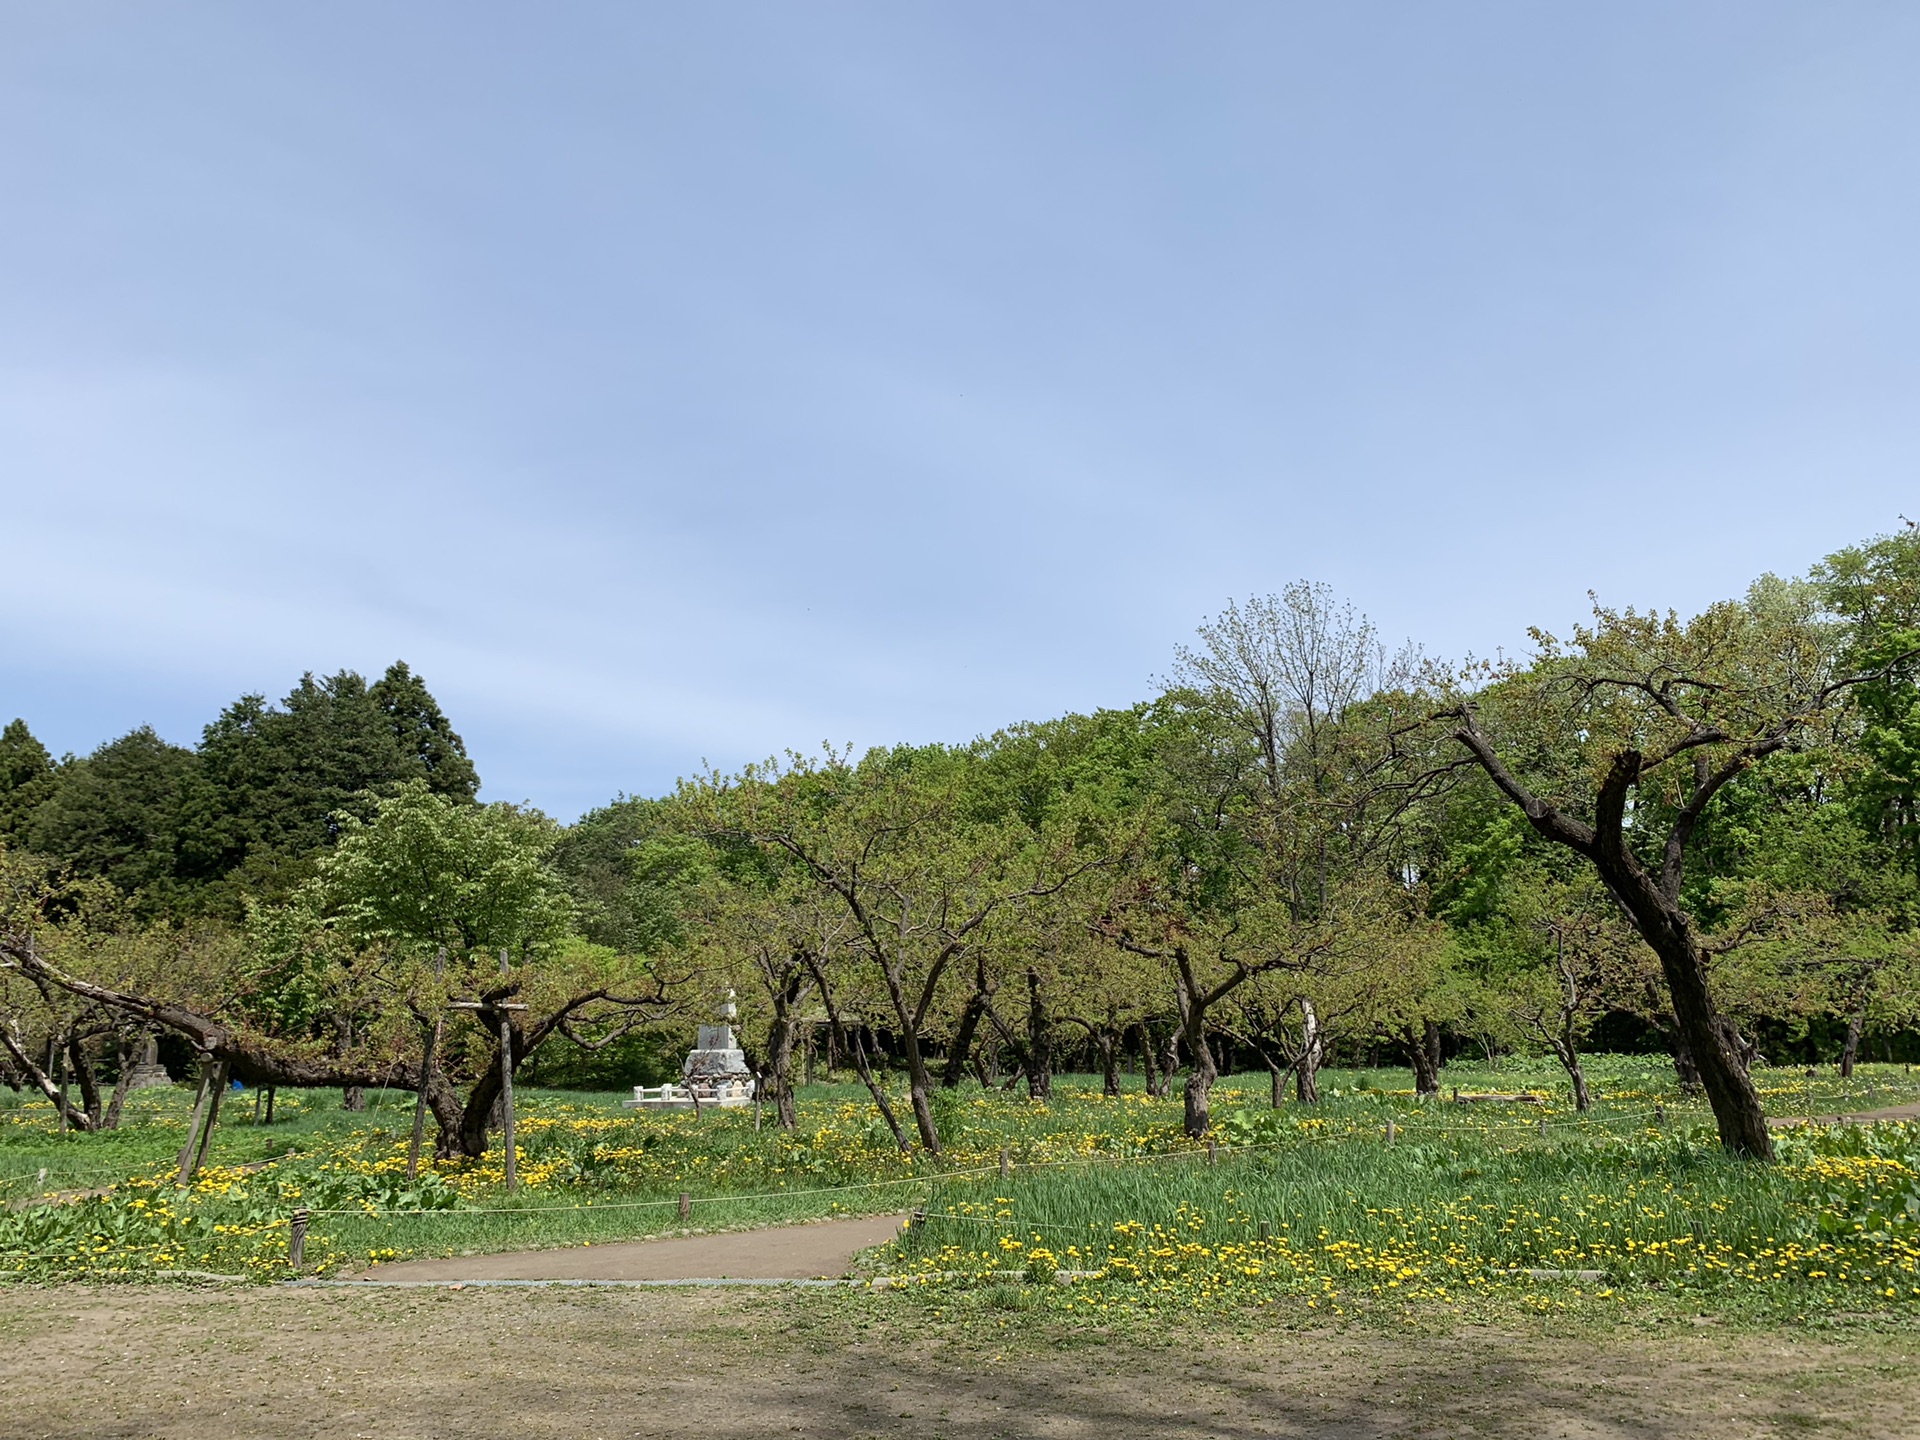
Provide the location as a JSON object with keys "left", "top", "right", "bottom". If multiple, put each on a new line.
{"left": 999, "top": 1145, "right": 1010, "bottom": 1179}
{"left": 1655, "top": 1102, "right": 1665, "bottom": 1124}
{"left": 1258, "top": 1220, "right": 1271, "bottom": 1242}
{"left": 678, "top": 1191, "right": 691, "bottom": 1220}
{"left": 34, "top": 1167, "right": 46, "bottom": 1198}
{"left": 1536, "top": 1117, "right": 1546, "bottom": 1138}
{"left": 1207, "top": 1138, "right": 1218, "bottom": 1166}
{"left": 1386, "top": 1119, "right": 1396, "bottom": 1146}
{"left": 289, "top": 1207, "right": 309, "bottom": 1271}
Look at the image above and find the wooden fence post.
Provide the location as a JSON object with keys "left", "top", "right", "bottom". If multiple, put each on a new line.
{"left": 289, "top": 1206, "right": 309, "bottom": 1271}
{"left": 678, "top": 1191, "right": 691, "bottom": 1220}
{"left": 1385, "top": 1119, "right": 1396, "bottom": 1146}
{"left": 999, "top": 1145, "right": 1010, "bottom": 1179}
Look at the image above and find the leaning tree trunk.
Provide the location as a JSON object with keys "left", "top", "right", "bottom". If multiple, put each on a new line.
{"left": 942, "top": 957, "right": 994, "bottom": 1088}
{"left": 1606, "top": 860, "right": 1769, "bottom": 1157}
{"left": 1267, "top": 1057, "right": 1286, "bottom": 1108}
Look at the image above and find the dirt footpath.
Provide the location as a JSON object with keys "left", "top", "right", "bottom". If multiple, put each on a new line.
{"left": 4, "top": 1285, "right": 1918, "bottom": 1440}
{"left": 342, "top": 1213, "right": 905, "bottom": 1283}
{"left": 1771, "top": 1100, "right": 1920, "bottom": 1128}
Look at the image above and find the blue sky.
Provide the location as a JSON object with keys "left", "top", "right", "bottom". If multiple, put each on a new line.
{"left": 4, "top": 4, "right": 1916, "bottom": 818}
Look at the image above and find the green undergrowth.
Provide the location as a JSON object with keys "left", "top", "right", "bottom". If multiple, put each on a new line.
{"left": 2, "top": 1055, "right": 1918, "bottom": 1311}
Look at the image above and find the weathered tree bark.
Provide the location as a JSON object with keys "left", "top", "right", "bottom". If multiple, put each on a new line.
{"left": 1398, "top": 1021, "right": 1443, "bottom": 1098}
{"left": 753, "top": 954, "right": 813, "bottom": 1130}
{"left": 1450, "top": 720, "right": 1771, "bottom": 1157}
{"left": 1267, "top": 1057, "right": 1286, "bottom": 1108}
{"left": 1840, "top": 1005, "right": 1867, "bottom": 1080}
{"left": 65, "top": 1034, "right": 104, "bottom": 1129}
{"left": 1293, "top": 998, "right": 1324, "bottom": 1104}
{"left": 102, "top": 1034, "right": 137, "bottom": 1131}
{"left": 941, "top": 993, "right": 987, "bottom": 1089}
{"left": 0, "top": 1019, "right": 99, "bottom": 1131}
{"left": 1022, "top": 967, "right": 1053, "bottom": 1102}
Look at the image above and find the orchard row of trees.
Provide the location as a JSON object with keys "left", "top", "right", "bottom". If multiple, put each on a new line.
{"left": 3, "top": 525, "right": 1918, "bottom": 1163}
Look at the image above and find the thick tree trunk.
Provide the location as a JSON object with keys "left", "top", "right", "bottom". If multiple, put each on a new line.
{"left": 1453, "top": 729, "right": 1771, "bottom": 1158}
{"left": 1181, "top": 1026, "right": 1218, "bottom": 1138}
{"left": 1840, "top": 1008, "right": 1866, "bottom": 1080}
{"left": 1268, "top": 1057, "right": 1286, "bottom": 1108}
{"left": 1100, "top": 1031, "right": 1120, "bottom": 1097}
{"left": 1023, "top": 968, "right": 1052, "bottom": 1102}
{"left": 1401, "top": 1022, "right": 1442, "bottom": 1098}
{"left": 942, "top": 990, "right": 987, "bottom": 1088}
{"left": 1175, "top": 961, "right": 1218, "bottom": 1138}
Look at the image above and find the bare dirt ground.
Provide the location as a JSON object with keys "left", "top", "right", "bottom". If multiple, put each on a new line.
{"left": 3, "top": 1284, "right": 1917, "bottom": 1440}
{"left": 340, "top": 1213, "right": 906, "bottom": 1282}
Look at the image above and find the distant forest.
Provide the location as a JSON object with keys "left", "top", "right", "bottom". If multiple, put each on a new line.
{"left": 0, "top": 663, "right": 478, "bottom": 919}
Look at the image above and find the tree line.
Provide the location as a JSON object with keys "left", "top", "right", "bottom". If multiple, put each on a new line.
{"left": 3, "top": 524, "right": 1917, "bottom": 1163}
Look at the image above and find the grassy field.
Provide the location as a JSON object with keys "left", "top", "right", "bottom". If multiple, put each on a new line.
{"left": 4, "top": 1053, "right": 1920, "bottom": 1323}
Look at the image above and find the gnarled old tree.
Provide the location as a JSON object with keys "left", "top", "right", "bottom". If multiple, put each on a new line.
{"left": 3, "top": 782, "right": 675, "bottom": 1160}
{"left": 1439, "top": 580, "right": 1910, "bottom": 1158}
{"left": 689, "top": 744, "right": 1108, "bottom": 1156}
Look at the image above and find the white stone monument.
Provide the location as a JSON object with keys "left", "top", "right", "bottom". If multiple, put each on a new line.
{"left": 625, "top": 994, "right": 754, "bottom": 1111}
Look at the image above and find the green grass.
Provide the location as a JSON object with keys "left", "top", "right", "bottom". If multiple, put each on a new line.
{"left": 4, "top": 1054, "right": 1920, "bottom": 1309}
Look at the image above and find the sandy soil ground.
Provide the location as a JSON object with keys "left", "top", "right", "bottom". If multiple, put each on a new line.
{"left": 340, "top": 1213, "right": 906, "bottom": 1282}
{"left": 2, "top": 1285, "right": 1917, "bottom": 1440}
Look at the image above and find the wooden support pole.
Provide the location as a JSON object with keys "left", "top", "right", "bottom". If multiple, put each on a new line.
{"left": 175, "top": 1061, "right": 216, "bottom": 1186}
{"left": 999, "top": 1145, "right": 1010, "bottom": 1179}
{"left": 499, "top": 948, "right": 517, "bottom": 1194}
{"left": 190, "top": 1060, "right": 230, "bottom": 1178}
{"left": 678, "top": 1191, "right": 691, "bottom": 1220}
{"left": 1258, "top": 1220, "right": 1271, "bottom": 1242}
{"left": 289, "top": 1206, "right": 309, "bottom": 1271}
{"left": 1386, "top": 1119, "right": 1396, "bottom": 1146}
